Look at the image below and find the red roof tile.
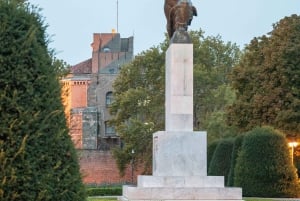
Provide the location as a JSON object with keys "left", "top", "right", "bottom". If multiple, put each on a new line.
{"left": 71, "top": 58, "right": 92, "bottom": 74}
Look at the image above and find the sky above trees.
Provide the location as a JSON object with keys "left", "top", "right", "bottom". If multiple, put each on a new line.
{"left": 28, "top": 0, "right": 299, "bottom": 65}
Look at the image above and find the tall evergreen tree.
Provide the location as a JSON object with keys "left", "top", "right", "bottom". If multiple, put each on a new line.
{"left": 0, "top": 1, "right": 86, "bottom": 200}
{"left": 228, "top": 15, "right": 300, "bottom": 137}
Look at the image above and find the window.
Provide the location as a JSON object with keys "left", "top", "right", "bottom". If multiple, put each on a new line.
{"left": 106, "top": 91, "right": 113, "bottom": 106}
{"left": 105, "top": 121, "right": 115, "bottom": 135}
{"left": 103, "top": 47, "right": 111, "bottom": 52}
{"left": 109, "top": 68, "right": 115, "bottom": 74}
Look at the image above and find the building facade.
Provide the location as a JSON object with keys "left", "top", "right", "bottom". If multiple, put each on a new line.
{"left": 62, "top": 32, "right": 134, "bottom": 151}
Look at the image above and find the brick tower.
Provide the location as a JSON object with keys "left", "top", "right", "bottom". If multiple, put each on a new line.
{"left": 62, "top": 32, "right": 133, "bottom": 150}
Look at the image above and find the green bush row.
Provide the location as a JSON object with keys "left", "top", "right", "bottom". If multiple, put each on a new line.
{"left": 208, "top": 126, "right": 300, "bottom": 197}
{"left": 87, "top": 187, "right": 122, "bottom": 196}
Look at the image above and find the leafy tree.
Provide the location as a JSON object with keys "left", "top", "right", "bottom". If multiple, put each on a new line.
{"left": 204, "top": 85, "right": 238, "bottom": 142}
{"left": 110, "top": 47, "right": 165, "bottom": 175}
{"left": 110, "top": 30, "right": 241, "bottom": 174}
{"left": 0, "top": 1, "right": 86, "bottom": 200}
{"left": 227, "top": 15, "right": 300, "bottom": 137}
{"left": 52, "top": 57, "right": 70, "bottom": 79}
{"left": 234, "top": 127, "right": 300, "bottom": 197}
{"left": 191, "top": 31, "right": 240, "bottom": 142}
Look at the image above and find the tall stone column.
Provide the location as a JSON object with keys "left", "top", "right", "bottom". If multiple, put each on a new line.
{"left": 165, "top": 43, "right": 193, "bottom": 131}
{"left": 153, "top": 43, "right": 207, "bottom": 177}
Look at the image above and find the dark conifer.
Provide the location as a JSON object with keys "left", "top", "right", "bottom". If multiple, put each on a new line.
{"left": 0, "top": 0, "right": 86, "bottom": 200}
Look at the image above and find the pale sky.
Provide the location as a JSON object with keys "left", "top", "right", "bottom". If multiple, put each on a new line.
{"left": 28, "top": 0, "right": 299, "bottom": 65}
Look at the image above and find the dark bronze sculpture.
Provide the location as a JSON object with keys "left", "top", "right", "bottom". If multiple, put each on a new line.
{"left": 164, "top": 0, "right": 197, "bottom": 42}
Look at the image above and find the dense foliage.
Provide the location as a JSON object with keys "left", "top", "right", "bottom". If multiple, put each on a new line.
{"left": 193, "top": 32, "right": 240, "bottom": 142}
{"left": 234, "top": 127, "right": 300, "bottom": 197}
{"left": 87, "top": 186, "right": 122, "bottom": 196}
{"left": 207, "top": 140, "right": 220, "bottom": 171}
{"left": 207, "top": 138, "right": 234, "bottom": 185}
{"left": 110, "top": 30, "right": 241, "bottom": 174}
{"left": 228, "top": 15, "right": 300, "bottom": 137}
{"left": 0, "top": 1, "right": 86, "bottom": 200}
{"left": 227, "top": 134, "right": 244, "bottom": 186}
{"left": 110, "top": 46, "right": 165, "bottom": 175}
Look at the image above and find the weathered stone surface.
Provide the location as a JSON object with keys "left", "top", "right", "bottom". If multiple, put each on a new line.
{"left": 82, "top": 107, "right": 98, "bottom": 149}
{"left": 121, "top": 185, "right": 242, "bottom": 200}
{"left": 138, "top": 175, "right": 224, "bottom": 188}
{"left": 153, "top": 131, "right": 207, "bottom": 177}
{"left": 170, "top": 29, "right": 192, "bottom": 44}
{"left": 165, "top": 44, "right": 193, "bottom": 131}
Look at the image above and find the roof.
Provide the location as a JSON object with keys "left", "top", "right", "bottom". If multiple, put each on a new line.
{"left": 70, "top": 58, "right": 92, "bottom": 74}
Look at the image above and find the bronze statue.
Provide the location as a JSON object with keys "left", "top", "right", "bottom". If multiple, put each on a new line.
{"left": 164, "top": 0, "right": 197, "bottom": 40}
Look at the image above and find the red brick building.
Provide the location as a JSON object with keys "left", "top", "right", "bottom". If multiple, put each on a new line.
{"left": 62, "top": 32, "right": 135, "bottom": 184}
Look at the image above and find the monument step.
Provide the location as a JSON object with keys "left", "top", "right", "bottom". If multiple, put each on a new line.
{"left": 122, "top": 186, "right": 242, "bottom": 200}
{"left": 138, "top": 175, "right": 224, "bottom": 188}
{"left": 119, "top": 198, "right": 242, "bottom": 201}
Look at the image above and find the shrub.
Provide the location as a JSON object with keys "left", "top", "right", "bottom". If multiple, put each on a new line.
{"left": 207, "top": 140, "right": 220, "bottom": 172}
{"left": 234, "top": 127, "right": 300, "bottom": 197}
{"left": 294, "top": 146, "right": 300, "bottom": 178}
{"left": 227, "top": 134, "right": 244, "bottom": 186}
{"left": 208, "top": 138, "right": 234, "bottom": 185}
{"left": 0, "top": 1, "right": 86, "bottom": 200}
{"left": 87, "top": 186, "right": 122, "bottom": 196}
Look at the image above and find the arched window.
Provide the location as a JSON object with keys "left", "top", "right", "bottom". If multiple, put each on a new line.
{"left": 106, "top": 91, "right": 113, "bottom": 106}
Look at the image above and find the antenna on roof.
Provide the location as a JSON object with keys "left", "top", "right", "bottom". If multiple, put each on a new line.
{"left": 116, "top": 0, "right": 119, "bottom": 33}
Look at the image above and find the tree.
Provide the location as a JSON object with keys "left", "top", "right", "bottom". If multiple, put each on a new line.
{"left": 0, "top": 1, "right": 86, "bottom": 200}
{"left": 227, "top": 15, "right": 300, "bottom": 137}
{"left": 234, "top": 127, "right": 300, "bottom": 197}
{"left": 110, "top": 30, "right": 241, "bottom": 174}
{"left": 110, "top": 46, "right": 165, "bottom": 175}
{"left": 192, "top": 31, "right": 241, "bottom": 142}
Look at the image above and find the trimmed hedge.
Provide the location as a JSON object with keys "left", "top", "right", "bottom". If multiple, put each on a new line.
{"left": 207, "top": 140, "right": 220, "bottom": 172}
{"left": 87, "top": 187, "right": 122, "bottom": 196}
{"left": 208, "top": 138, "right": 234, "bottom": 185}
{"left": 234, "top": 127, "right": 300, "bottom": 197}
{"left": 227, "top": 134, "right": 244, "bottom": 186}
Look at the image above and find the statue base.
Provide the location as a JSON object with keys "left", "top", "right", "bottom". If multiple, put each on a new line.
{"left": 170, "top": 29, "right": 192, "bottom": 44}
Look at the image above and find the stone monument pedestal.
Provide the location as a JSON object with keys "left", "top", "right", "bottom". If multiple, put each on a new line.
{"left": 118, "top": 43, "right": 242, "bottom": 201}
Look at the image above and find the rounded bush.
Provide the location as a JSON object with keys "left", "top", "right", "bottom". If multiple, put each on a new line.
{"left": 227, "top": 134, "right": 244, "bottom": 186}
{"left": 208, "top": 138, "right": 234, "bottom": 185}
{"left": 207, "top": 140, "right": 220, "bottom": 172}
{"left": 234, "top": 127, "right": 300, "bottom": 197}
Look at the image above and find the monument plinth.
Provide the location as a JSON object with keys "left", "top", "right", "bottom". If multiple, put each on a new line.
{"left": 118, "top": 42, "right": 243, "bottom": 201}
{"left": 119, "top": 2, "right": 242, "bottom": 200}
